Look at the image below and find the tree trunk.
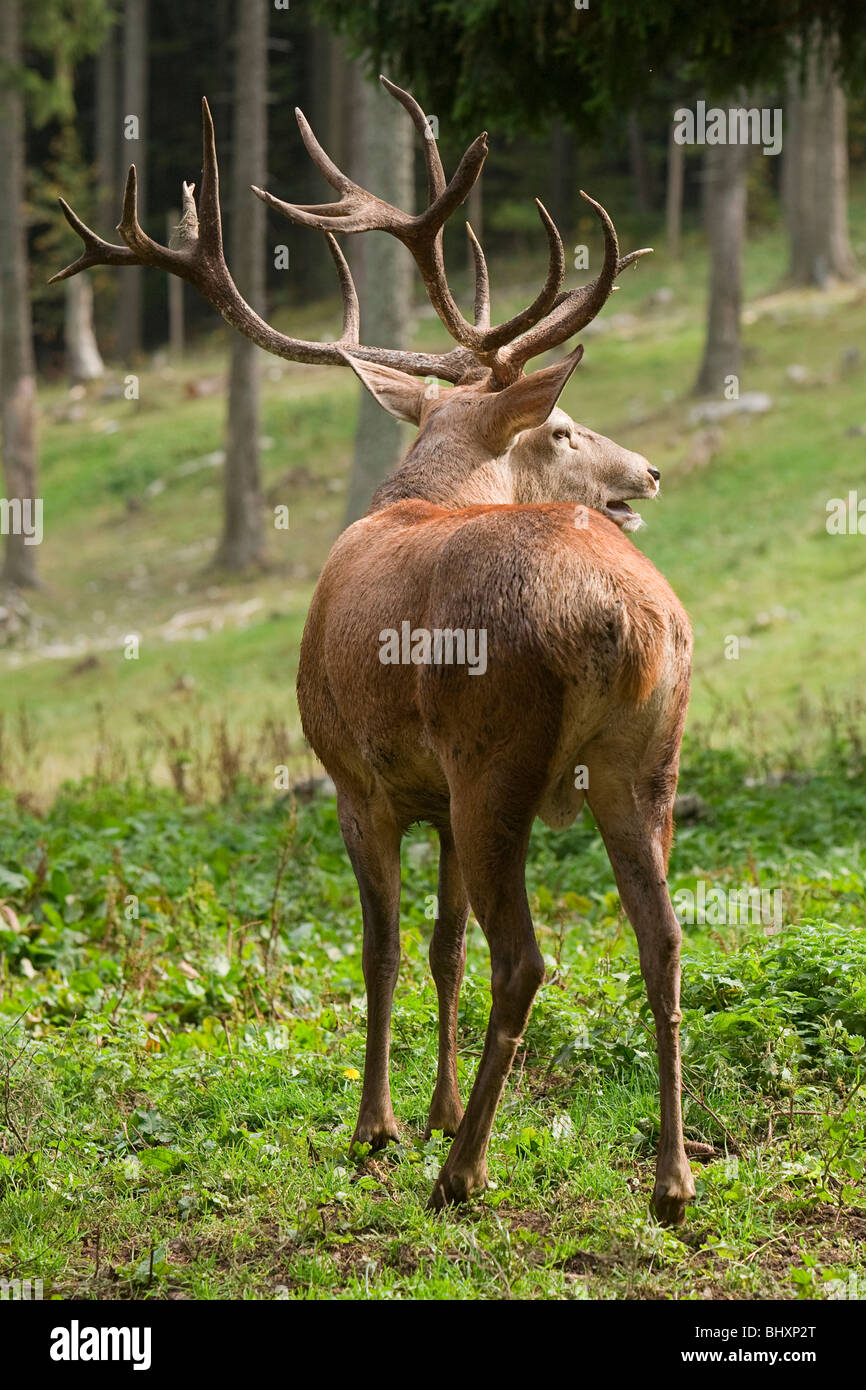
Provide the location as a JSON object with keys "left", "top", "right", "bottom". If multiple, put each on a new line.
{"left": 627, "top": 110, "right": 652, "bottom": 215}
{"left": 819, "top": 80, "right": 857, "bottom": 282}
{"left": 165, "top": 210, "right": 184, "bottom": 359}
{"left": 694, "top": 140, "right": 749, "bottom": 396}
{"left": 0, "top": 0, "right": 39, "bottom": 588}
{"left": 780, "top": 69, "right": 799, "bottom": 232}
{"left": 215, "top": 0, "right": 267, "bottom": 571}
{"left": 96, "top": 14, "right": 118, "bottom": 238}
{"left": 116, "top": 0, "right": 147, "bottom": 362}
{"left": 343, "top": 76, "right": 414, "bottom": 525}
{"left": 339, "top": 47, "right": 367, "bottom": 292}
{"left": 785, "top": 34, "right": 859, "bottom": 286}
{"left": 785, "top": 51, "right": 822, "bottom": 284}
{"left": 95, "top": 10, "right": 118, "bottom": 342}
{"left": 548, "top": 121, "right": 574, "bottom": 244}
{"left": 304, "top": 22, "right": 338, "bottom": 297}
{"left": 665, "top": 115, "right": 684, "bottom": 260}
{"left": 327, "top": 34, "right": 348, "bottom": 171}
{"left": 64, "top": 276, "right": 105, "bottom": 381}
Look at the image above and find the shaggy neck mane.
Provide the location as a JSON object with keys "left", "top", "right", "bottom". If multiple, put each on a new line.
{"left": 368, "top": 432, "right": 515, "bottom": 512}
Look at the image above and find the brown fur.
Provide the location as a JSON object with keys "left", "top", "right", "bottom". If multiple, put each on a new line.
{"left": 300, "top": 502, "right": 687, "bottom": 796}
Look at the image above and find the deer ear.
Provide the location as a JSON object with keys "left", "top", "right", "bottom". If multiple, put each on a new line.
{"left": 483, "top": 345, "right": 584, "bottom": 448}
{"left": 339, "top": 350, "right": 431, "bottom": 425}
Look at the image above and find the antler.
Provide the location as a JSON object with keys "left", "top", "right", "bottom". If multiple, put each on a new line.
{"left": 253, "top": 78, "right": 650, "bottom": 385}
{"left": 496, "top": 192, "right": 653, "bottom": 379}
{"left": 52, "top": 85, "right": 652, "bottom": 390}
{"left": 50, "top": 98, "right": 477, "bottom": 383}
{"left": 252, "top": 77, "right": 567, "bottom": 373}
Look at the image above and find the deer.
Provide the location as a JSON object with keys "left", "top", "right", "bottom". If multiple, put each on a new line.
{"left": 52, "top": 78, "right": 696, "bottom": 1226}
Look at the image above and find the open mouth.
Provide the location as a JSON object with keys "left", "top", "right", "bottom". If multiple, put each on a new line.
{"left": 603, "top": 499, "right": 643, "bottom": 531}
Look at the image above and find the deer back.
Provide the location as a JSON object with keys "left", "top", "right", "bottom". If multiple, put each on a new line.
{"left": 298, "top": 500, "right": 691, "bottom": 821}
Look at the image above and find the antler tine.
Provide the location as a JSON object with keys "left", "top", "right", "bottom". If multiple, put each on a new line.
{"left": 117, "top": 164, "right": 179, "bottom": 265}
{"left": 466, "top": 223, "right": 490, "bottom": 329}
{"left": 197, "top": 96, "right": 224, "bottom": 257}
{"left": 50, "top": 97, "right": 473, "bottom": 381}
{"left": 617, "top": 247, "right": 654, "bottom": 273}
{"left": 379, "top": 75, "right": 446, "bottom": 203}
{"left": 49, "top": 198, "right": 139, "bottom": 283}
{"left": 252, "top": 106, "right": 487, "bottom": 243}
{"left": 169, "top": 181, "right": 199, "bottom": 249}
{"left": 497, "top": 192, "right": 652, "bottom": 377}
{"left": 325, "top": 232, "right": 360, "bottom": 346}
{"left": 254, "top": 89, "right": 574, "bottom": 363}
{"left": 294, "top": 106, "right": 358, "bottom": 197}
{"left": 378, "top": 77, "right": 505, "bottom": 348}
{"left": 473, "top": 200, "right": 565, "bottom": 354}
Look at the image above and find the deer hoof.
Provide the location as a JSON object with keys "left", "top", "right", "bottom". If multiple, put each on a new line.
{"left": 651, "top": 1171, "right": 696, "bottom": 1226}
{"left": 428, "top": 1162, "right": 488, "bottom": 1210}
{"left": 424, "top": 1093, "right": 464, "bottom": 1139}
{"left": 350, "top": 1112, "right": 400, "bottom": 1154}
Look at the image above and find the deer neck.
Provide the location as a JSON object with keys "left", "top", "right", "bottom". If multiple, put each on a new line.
{"left": 368, "top": 434, "right": 518, "bottom": 512}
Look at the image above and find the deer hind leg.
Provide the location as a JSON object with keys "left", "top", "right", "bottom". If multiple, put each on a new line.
{"left": 429, "top": 798, "right": 542, "bottom": 1208}
{"left": 337, "top": 791, "right": 402, "bottom": 1152}
{"left": 426, "top": 825, "right": 470, "bottom": 1137}
{"left": 588, "top": 768, "right": 695, "bottom": 1226}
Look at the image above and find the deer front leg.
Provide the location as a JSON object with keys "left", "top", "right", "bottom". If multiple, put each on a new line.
{"left": 338, "top": 793, "right": 402, "bottom": 1152}
{"left": 426, "top": 826, "right": 469, "bottom": 1137}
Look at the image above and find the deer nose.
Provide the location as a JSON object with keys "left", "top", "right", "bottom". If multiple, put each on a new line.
{"left": 648, "top": 466, "right": 661, "bottom": 483}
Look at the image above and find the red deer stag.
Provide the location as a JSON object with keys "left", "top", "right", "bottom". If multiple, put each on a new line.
{"left": 53, "top": 80, "right": 695, "bottom": 1225}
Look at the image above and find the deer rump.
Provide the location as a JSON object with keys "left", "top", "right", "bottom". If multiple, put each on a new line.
{"left": 298, "top": 499, "right": 692, "bottom": 833}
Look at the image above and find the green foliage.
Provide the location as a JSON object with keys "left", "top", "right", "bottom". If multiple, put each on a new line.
{"left": 0, "top": 740, "right": 864, "bottom": 1299}
{"left": 313, "top": 0, "right": 866, "bottom": 135}
{"left": 682, "top": 925, "right": 866, "bottom": 1092}
{"left": 18, "top": 0, "right": 110, "bottom": 128}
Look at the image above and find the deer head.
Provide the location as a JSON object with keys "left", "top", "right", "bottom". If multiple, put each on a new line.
{"left": 339, "top": 345, "right": 660, "bottom": 525}
{"left": 51, "top": 78, "right": 651, "bottom": 443}
{"left": 505, "top": 407, "right": 660, "bottom": 530}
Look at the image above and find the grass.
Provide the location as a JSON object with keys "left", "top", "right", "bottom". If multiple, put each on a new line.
{"left": 0, "top": 734, "right": 864, "bottom": 1300}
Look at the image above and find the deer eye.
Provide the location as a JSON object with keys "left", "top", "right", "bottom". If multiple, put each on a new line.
{"left": 552, "top": 428, "right": 569, "bottom": 441}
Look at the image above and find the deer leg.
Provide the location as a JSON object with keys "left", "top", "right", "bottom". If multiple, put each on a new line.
{"left": 338, "top": 792, "right": 402, "bottom": 1152}
{"left": 426, "top": 825, "right": 470, "bottom": 1137}
{"left": 429, "top": 805, "right": 542, "bottom": 1208}
{"left": 590, "top": 786, "right": 694, "bottom": 1226}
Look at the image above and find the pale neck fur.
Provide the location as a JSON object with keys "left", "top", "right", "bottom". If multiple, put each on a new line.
{"left": 368, "top": 434, "right": 530, "bottom": 512}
